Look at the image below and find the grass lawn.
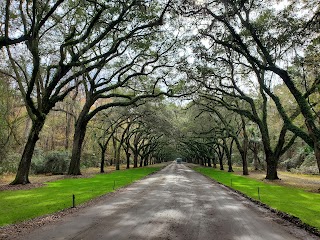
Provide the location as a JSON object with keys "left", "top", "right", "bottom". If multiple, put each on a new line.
{"left": 0, "top": 167, "right": 160, "bottom": 226}
{"left": 194, "top": 167, "right": 320, "bottom": 230}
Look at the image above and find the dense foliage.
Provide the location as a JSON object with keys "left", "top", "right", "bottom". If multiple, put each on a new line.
{"left": 0, "top": 0, "right": 319, "bottom": 183}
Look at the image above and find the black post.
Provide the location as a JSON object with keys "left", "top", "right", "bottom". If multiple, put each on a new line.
{"left": 72, "top": 194, "right": 75, "bottom": 208}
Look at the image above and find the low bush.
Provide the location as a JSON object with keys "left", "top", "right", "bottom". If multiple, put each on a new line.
{"left": 43, "top": 151, "right": 70, "bottom": 174}
{"left": 0, "top": 153, "right": 20, "bottom": 174}
{"left": 31, "top": 150, "right": 70, "bottom": 175}
{"left": 81, "top": 152, "right": 99, "bottom": 168}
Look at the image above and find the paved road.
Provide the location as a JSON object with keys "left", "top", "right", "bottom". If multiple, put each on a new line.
{"left": 21, "top": 163, "right": 317, "bottom": 240}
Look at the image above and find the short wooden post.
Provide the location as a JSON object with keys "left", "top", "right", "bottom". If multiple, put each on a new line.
{"left": 258, "top": 187, "right": 260, "bottom": 201}
{"left": 72, "top": 194, "right": 75, "bottom": 208}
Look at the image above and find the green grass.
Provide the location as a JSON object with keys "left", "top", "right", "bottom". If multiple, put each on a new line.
{"left": 0, "top": 167, "right": 160, "bottom": 226}
{"left": 194, "top": 167, "right": 320, "bottom": 230}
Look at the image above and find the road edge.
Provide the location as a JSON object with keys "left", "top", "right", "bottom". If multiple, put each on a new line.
{"left": 191, "top": 165, "right": 320, "bottom": 238}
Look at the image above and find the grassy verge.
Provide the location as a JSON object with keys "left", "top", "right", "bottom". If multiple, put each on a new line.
{"left": 194, "top": 167, "right": 320, "bottom": 230}
{"left": 0, "top": 167, "right": 160, "bottom": 226}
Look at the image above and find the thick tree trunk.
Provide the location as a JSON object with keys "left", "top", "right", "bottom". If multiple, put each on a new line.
{"left": 242, "top": 153, "right": 249, "bottom": 175}
{"left": 227, "top": 161, "right": 233, "bottom": 172}
{"left": 219, "top": 157, "right": 224, "bottom": 170}
{"left": 11, "top": 118, "right": 45, "bottom": 185}
{"left": 68, "top": 117, "right": 88, "bottom": 175}
{"left": 207, "top": 157, "right": 212, "bottom": 167}
{"left": 133, "top": 153, "right": 138, "bottom": 168}
{"left": 265, "top": 154, "right": 279, "bottom": 180}
{"left": 126, "top": 152, "right": 131, "bottom": 169}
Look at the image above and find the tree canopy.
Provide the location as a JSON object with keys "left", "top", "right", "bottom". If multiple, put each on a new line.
{"left": 0, "top": 0, "right": 319, "bottom": 183}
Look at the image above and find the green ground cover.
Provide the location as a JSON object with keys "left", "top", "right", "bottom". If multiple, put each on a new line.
{"left": 0, "top": 167, "right": 160, "bottom": 226}
{"left": 194, "top": 167, "right": 320, "bottom": 230}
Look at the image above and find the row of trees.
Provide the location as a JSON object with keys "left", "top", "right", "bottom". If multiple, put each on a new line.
{"left": 175, "top": 0, "right": 320, "bottom": 179}
{"left": 0, "top": 0, "right": 186, "bottom": 184}
{"left": 0, "top": 0, "right": 319, "bottom": 183}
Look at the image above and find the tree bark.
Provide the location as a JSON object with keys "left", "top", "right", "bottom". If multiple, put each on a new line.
{"left": 315, "top": 141, "right": 320, "bottom": 173}
{"left": 126, "top": 152, "right": 131, "bottom": 169}
{"left": 265, "top": 154, "right": 279, "bottom": 180}
{"left": 212, "top": 157, "right": 217, "bottom": 168}
{"left": 252, "top": 143, "right": 260, "bottom": 170}
{"left": 100, "top": 144, "right": 107, "bottom": 173}
{"left": 68, "top": 116, "right": 89, "bottom": 175}
{"left": 133, "top": 152, "right": 138, "bottom": 168}
{"left": 219, "top": 156, "right": 224, "bottom": 170}
{"left": 10, "top": 118, "right": 45, "bottom": 185}
{"left": 207, "top": 157, "right": 212, "bottom": 167}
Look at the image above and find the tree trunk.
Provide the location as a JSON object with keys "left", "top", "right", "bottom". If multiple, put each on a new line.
{"left": 11, "top": 118, "right": 45, "bottom": 185}
{"left": 68, "top": 117, "right": 88, "bottom": 175}
{"left": 100, "top": 145, "right": 106, "bottom": 173}
{"left": 241, "top": 152, "right": 249, "bottom": 175}
{"left": 212, "top": 157, "right": 217, "bottom": 168}
{"left": 219, "top": 156, "right": 224, "bottom": 170}
{"left": 133, "top": 152, "right": 138, "bottom": 168}
{"left": 315, "top": 141, "right": 320, "bottom": 173}
{"left": 126, "top": 152, "right": 131, "bottom": 169}
{"left": 207, "top": 157, "right": 212, "bottom": 167}
{"left": 265, "top": 154, "right": 279, "bottom": 180}
{"left": 252, "top": 144, "right": 260, "bottom": 170}
{"left": 200, "top": 157, "right": 204, "bottom": 166}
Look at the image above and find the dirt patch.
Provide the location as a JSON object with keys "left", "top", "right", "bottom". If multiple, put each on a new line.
{"left": 232, "top": 169, "right": 320, "bottom": 193}
{"left": 0, "top": 167, "right": 109, "bottom": 191}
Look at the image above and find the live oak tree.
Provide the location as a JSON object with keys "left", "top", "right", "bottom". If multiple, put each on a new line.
{"left": 178, "top": 0, "right": 319, "bottom": 177}
{"left": 195, "top": 100, "right": 250, "bottom": 175}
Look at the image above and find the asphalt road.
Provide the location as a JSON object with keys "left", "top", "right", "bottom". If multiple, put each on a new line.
{"left": 20, "top": 163, "right": 318, "bottom": 240}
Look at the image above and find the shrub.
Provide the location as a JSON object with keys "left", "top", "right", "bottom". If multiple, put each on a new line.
{"left": 0, "top": 153, "right": 20, "bottom": 174}
{"left": 43, "top": 151, "right": 70, "bottom": 174}
{"left": 30, "top": 150, "right": 70, "bottom": 175}
{"left": 30, "top": 148, "right": 45, "bottom": 174}
{"left": 81, "top": 152, "right": 99, "bottom": 168}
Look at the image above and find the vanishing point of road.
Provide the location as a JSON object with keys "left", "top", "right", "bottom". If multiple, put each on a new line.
{"left": 19, "top": 163, "right": 318, "bottom": 240}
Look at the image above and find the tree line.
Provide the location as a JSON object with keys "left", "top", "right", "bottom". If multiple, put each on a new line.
{"left": 0, "top": 0, "right": 319, "bottom": 184}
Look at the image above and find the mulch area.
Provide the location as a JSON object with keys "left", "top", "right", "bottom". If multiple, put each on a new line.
{"left": 0, "top": 173, "right": 96, "bottom": 191}
{"left": 0, "top": 183, "right": 45, "bottom": 191}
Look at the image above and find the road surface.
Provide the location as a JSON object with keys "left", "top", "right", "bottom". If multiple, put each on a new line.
{"left": 19, "top": 163, "right": 318, "bottom": 240}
